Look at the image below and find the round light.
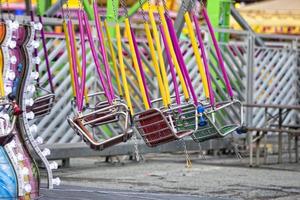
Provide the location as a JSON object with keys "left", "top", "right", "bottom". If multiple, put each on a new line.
{"left": 26, "top": 111, "right": 35, "bottom": 120}
{"left": 25, "top": 99, "right": 34, "bottom": 106}
{"left": 24, "top": 184, "right": 32, "bottom": 193}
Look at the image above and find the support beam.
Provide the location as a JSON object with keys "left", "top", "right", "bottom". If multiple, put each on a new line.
{"left": 25, "top": 0, "right": 32, "bottom": 16}
{"left": 106, "top": 0, "right": 119, "bottom": 37}
{"left": 45, "top": 0, "right": 67, "bottom": 17}
{"left": 118, "top": 0, "right": 147, "bottom": 22}
{"left": 82, "top": 0, "right": 94, "bottom": 20}
{"left": 230, "top": 5, "right": 265, "bottom": 46}
{"left": 37, "top": 0, "right": 52, "bottom": 16}
{"left": 207, "top": 0, "right": 231, "bottom": 42}
{"left": 173, "top": 0, "right": 193, "bottom": 38}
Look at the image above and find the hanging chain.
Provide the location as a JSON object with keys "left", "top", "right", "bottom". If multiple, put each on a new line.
{"left": 120, "top": 0, "right": 128, "bottom": 19}
{"left": 182, "top": 0, "right": 188, "bottom": 13}
{"left": 0, "top": 0, "right": 3, "bottom": 20}
{"left": 161, "top": 0, "right": 170, "bottom": 18}
{"left": 181, "top": 139, "right": 192, "bottom": 168}
{"left": 138, "top": 0, "right": 147, "bottom": 23}
{"left": 154, "top": 0, "right": 163, "bottom": 25}
{"left": 111, "top": 0, "right": 118, "bottom": 21}
{"left": 78, "top": 0, "right": 82, "bottom": 11}
{"left": 66, "top": 0, "right": 71, "bottom": 19}
{"left": 199, "top": 0, "right": 205, "bottom": 10}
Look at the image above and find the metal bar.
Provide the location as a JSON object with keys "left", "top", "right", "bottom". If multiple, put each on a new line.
{"left": 118, "top": 0, "right": 147, "bottom": 22}
{"left": 278, "top": 108, "right": 283, "bottom": 164}
{"left": 246, "top": 34, "right": 254, "bottom": 167}
{"left": 296, "top": 136, "right": 299, "bottom": 163}
{"left": 42, "top": 139, "right": 231, "bottom": 160}
{"left": 230, "top": 5, "right": 265, "bottom": 46}
{"left": 45, "top": 0, "right": 67, "bottom": 17}
{"left": 255, "top": 131, "right": 260, "bottom": 166}
{"left": 25, "top": 0, "right": 32, "bottom": 15}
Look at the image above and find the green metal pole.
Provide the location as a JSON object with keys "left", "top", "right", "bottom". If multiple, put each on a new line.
{"left": 207, "top": 0, "right": 232, "bottom": 98}
{"left": 37, "top": 0, "right": 51, "bottom": 16}
{"left": 207, "top": 0, "right": 231, "bottom": 42}
{"left": 82, "top": 0, "right": 94, "bottom": 20}
{"left": 106, "top": 0, "right": 119, "bottom": 37}
{"left": 118, "top": 0, "right": 147, "bottom": 22}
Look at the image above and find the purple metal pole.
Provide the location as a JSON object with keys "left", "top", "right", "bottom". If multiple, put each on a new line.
{"left": 67, "top": 20, "right": 80, "bottom": 108}
{"left": 192, "top": 12, "right": 215, "bottom": 107}
{"left": 165, "top": 14, "right": 198, "bottom": 105}
{"left": 83, "top": 12, "right": 112, "bottom": 104}
{"left": 159, "top": 24, "right": 181, "bottom": 106}
{"left": 77, "top": 10, "right": 87, "bottom": 111}
{"left": 130, "top": 27, "right": 152, "bottom": 108}
{"left": 93, "top": 2, "right": 115, "bottom": 100}
{"left": 202, "top": 8, "right": 233, "bottom": 99}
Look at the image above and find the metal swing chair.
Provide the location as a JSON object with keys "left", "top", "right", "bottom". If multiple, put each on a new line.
{"left": 66, "top": 2, "right": 132, "bottom": 151}
{"left": 27, "top": 14, "right": 55, "bottom": 118}
{"left": 125, "top": 0, "right": 197, "bottom": 147}
{"left": 187, "top": 6, "right": 243, "bottom": 142}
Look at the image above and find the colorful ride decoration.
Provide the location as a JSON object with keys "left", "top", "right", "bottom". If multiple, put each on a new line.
{"left": 0, "top": 7, "right": 60, "bottom": 199}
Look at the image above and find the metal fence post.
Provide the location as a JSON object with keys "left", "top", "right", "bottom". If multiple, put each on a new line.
{"left": 246, "top": 33, "right": 255, "bottom": 166}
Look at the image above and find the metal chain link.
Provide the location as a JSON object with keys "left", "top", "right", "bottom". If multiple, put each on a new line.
{"left": 154, "top": 0, "right": 163, "bottom": 25}
{"left": 66, "top": 0, "right": 71, "bottom": 19}
{"left": 0, "top": 0, "right": 3, "bottom": 20}
{"left": 181, "top": 139, "right": 192, "bottom": 168}
{"left": 161, "top": 0, "right": 170, "bottom": 18}
{"left": 138, "top": 0, "right": 147, "bottom": 23}
{"left": 111, "top": 0, "right": 118, "bottom": 21}
{"left": 120, "top": 0, "right": 128, "bottom": 18}
{"left": 61, "top": 0, "right": 65, "bottom": 20}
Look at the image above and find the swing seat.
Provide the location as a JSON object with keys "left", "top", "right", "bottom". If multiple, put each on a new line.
{"left": 85, "top": 101, "right": 120, "bottom": 127}
{"left": 68, "top": 101, "right": 133, "bottom": 151}
{"left": 191, "top": 100, "right": 243, "bottom": 143}
{"left": 28, "top": 87, "right": 55, "bottom": 118}
{"left": 134, "top": 103, "right": 197, "bottom": 147}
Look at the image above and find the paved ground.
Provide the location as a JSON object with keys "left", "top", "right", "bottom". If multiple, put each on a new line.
{"left": 40, "top": 153, "right": 300, "bottom": 200}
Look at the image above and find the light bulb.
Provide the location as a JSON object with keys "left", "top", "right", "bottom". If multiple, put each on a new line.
{"left": 52, "top": 177, "right": 61, "bottom": 186}
{"left": 49, "top": 162, "right": 58, "bottom": 170}
{"left": 31, "top": 41, "right": 39, "bottom": 49}
{"left": 29, "top": 124, "right": 38, "bottom": 134}
{"left": 42, "top": 148, "right": 51, "bottom": 157}
{"left": 27, "top": 85, "right": 36, "bottom": 94}
{"left": 30, "top": 72, "right": 39, "bottom": 80}
{"left": 8, "top": 40, "right": 16, "bottom": 49}
{"left": 25, "top": 99, "right": 34, "bottom": 106}
{"left": 34, "top": 22, "right": 42, "bottom": 31}
{"left": 11, "top": 21, "right": 19, "bottom": 30}
{"left": 4, "top": 86, "right": 12, "bottom": 94}
{"left": 16, "top": 153, "right": 24, "bottom": 161}
{"left": 10, "top": 56, "right": 17, "bottom": 65}
{"left": 22, "top": 167, "right": 29, "bottom": 176}
{"left": 7, "top": 70, "right": 15, "bottom": 80}
{"left": 24, "top": 184, "right": 32, "bottom": 193}
{"left": 26, "top": 111, "right": 35, "bottom": 120}
{"left": 32, "top": 57, "right": 41, "bottom": 65}
{"left": 35, "top": 136, "right": 43, "bottom": 144}
{"left": 10, "top": 140, "right": 16, "bottom": 148}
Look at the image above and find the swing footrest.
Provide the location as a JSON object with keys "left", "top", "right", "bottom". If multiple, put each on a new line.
{"left": 28, "top": 93, "right": 55, "bottom": 118}
{"left": 134, "top": 108, "right": 194, "bottom": 148}
{"left": 68, "top": 103, "right": 133, "bottom": 151}
{"left": 192, "top": 100, "right": 243, "bottom": 143}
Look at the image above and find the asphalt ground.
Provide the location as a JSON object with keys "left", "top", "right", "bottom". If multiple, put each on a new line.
{"left": 40, "top": 153, "right": 300, "bottom": 200}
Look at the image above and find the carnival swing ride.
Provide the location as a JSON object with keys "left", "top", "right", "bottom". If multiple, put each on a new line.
{"left": 0, "top": 0, "right": 242, "bottom": 198}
